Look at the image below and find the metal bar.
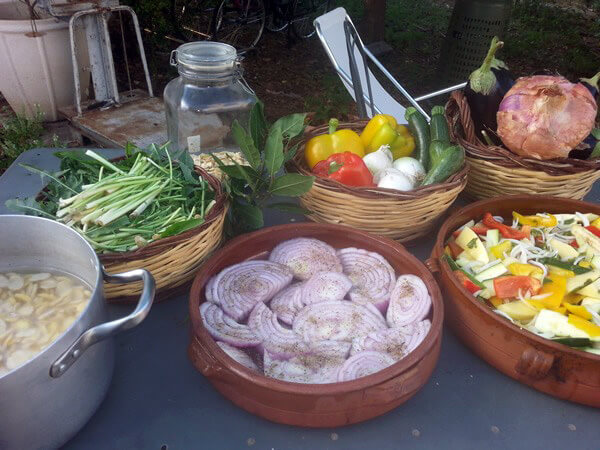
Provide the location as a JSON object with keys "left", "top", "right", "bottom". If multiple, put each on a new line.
{"left": 344, "top": 22, "right": 367, "bottom": 118}
{"left": 345, "top": 20, "right": 376, "bottom": 118}
{"left": 68, "top": 13, "right": 83, "bottom": 116}
{"left": 414, "top": 82, "right": 467, "bottom": 102}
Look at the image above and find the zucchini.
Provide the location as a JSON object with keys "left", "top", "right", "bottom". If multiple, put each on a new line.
{"left": 443, "top": 255, "right": 485, "bottom": 289}
{"left": 429, "top": 106, "right": 450, "bottom": 144}
{"left": 428, "top": 140, "right": 448, "bottom": 167}
{"left": 474, "top": 261, "right": 508, "bottom": 282}
{"left": 485, "top": 229, "right": 500, "bottom": 248}
{"left": 421, "top": 145, "right": 465, "bottom": 186}
{"left": 539, "top": 257, "right": 592, "bottom": 275}
{"left": 405, "top": 107, "right": 430, "bottom": 170}
{"left": 567, "top": 271, "right": 600, "bottom": 293}
{"left": 552, "top": 337, "right": 591, "bottom": 347}
{"left": 548, "top": 238, "right": 579, "bottom": 260}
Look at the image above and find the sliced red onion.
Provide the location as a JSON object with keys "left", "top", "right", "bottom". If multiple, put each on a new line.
{"left": 350, "top": 328, "right": 408, "bottom": 361}
{"left": 248, "top": 302, "right": 307, "bottom": 359}
{"left": 205, "top": 276, "right": 217, "bottom": 304}
{"left": 212, "top": 260, "right": 293, "bottom": 321}
{"left": 263, "top": 340, "right": 350, "bottom": 384}
{"left": 398, "top": 319, "right": 431, "bottom": 354}
{"left": 293, "top": 300, "right": 387, "bottom": 342}
{"left": 301, "top": 271, "right": 353, "bottom": 305}
{"left": 338, "top": 247, "right": 395, "bottom": 312}
{"left": 216, "top": 341, "right": 259, "bottom": 371}
{"left": 386, "top": 274, "right": 431, "bottom": 327}
{"left": 337, "top": 351, "right": 396, "bottom": 382}
{"left": 269, "top": 238, "right": 342, "bottom": 280}
{"left": 269, "top": 283, "right": 304, "bottom": 325}
{"left": 200, "top": 302, "right": 261, "bottom": 348}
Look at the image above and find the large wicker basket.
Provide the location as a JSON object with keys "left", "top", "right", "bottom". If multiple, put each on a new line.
{"left": 446, "top": 90, "right": 600, "bottom": 200}
{"left": 288, "top": 121, "right": 468, "bottom": 243}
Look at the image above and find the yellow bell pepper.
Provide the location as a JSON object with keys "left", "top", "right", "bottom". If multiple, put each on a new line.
{"left": 360, "top": 114, "right": 415, "bottom": 159}
{"left": 490, "top": 241, "right": 512, "bottom": 259}
{"left": 568, "top": 314, "right": 600, "bottom": 337}
{"left": 565, "top": 304, "right": 592, "bottom": 320}
{"left": 539, "top": 274, "right": 567, "bottom": 309}
{"left": 305, "top": 119, "right": 365, "bottom": 169}
{"left": 548, "top": 266, "right": 575, "bottom": 278}
{"left": 512, "top": 212, "right": 557, "bottom": 227}
{"left": 508, "top": 263, "right": 543, "bottom": 277}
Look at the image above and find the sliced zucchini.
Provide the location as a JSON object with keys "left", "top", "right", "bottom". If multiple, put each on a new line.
{"left": 485, "top": 229, "right": 500, "bottom": 248}
{"left": 567, "top": 271, "right": 600, "bottom": 293}
{"left": 548, "top": 238, "right": 579, "bottom": 260}
{"left": 474, "top": 261, "right": 508, "bottom": 282}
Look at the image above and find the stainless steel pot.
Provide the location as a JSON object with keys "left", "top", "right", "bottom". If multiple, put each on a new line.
{"left": 0, "top": 215, "right": 155, "bottom": 449}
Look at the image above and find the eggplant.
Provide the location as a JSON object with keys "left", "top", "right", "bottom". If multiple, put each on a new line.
{"left": 580, "top": 71, "right": 600, "bottom": 102}
{"left": 570, "top": 72, "right": 600, "bottom": 159}
{"left": 464, "top": 37, "right": 515, "bottom": 144}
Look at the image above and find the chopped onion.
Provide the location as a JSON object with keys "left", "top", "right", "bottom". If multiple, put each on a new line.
{"left": 350, "top": 327, "right": 407, "bottom": 360}
{"left": 386, "top": 275, "right": 431, "bottom": 327}
{"left": 248, "top": 302, "right": 307, "bottom": 359}
{"left": 336, "top": 351, "right": 396, "bottom": 382}
{"left": 397, "top": 319, "right": 431, "bottom": 354}
{"left": 269, "top": 238, "right": 342, "bottom": 280}
{"left": 216, "top": 341, "right": 259, "bottom": 371}
{"left": 211, "top": 260, "right": 293, "bottom": 321}
{"left": 301, "top": 271, "right": 353, "bottom": 305}
{"left": 269, "top": 283, "right": 304, "bottom": 325}
{"left": 205, "top": 276, "right": 217, "bottom": 304}
{"left": 200, "top": 302, "right": 261, "bottom": 348}
{"left": 337, "top": 247, "right": 395, "bottom": 312}
{"left": 293, "top": 300, "right": 387, "bottom": 342}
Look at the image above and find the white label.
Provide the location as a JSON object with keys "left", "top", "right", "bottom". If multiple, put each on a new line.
{"left": 187, "top": 135, "right": 202, "bottom": 154}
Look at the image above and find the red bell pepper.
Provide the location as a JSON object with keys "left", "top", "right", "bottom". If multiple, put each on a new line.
{"left": 585, "top": 225, "right": 600, "bottom": 238}
{"left": 312, "top": 152, "right": 373, "bottom": 187}
{"left": 493, "top": 276, "right": 542, "bottom": 299}
{"left": 454, "top": 270, "right": 481, "bottom": 295}
{"left": 483, "top": 213, "right": 529, "bottom": 240}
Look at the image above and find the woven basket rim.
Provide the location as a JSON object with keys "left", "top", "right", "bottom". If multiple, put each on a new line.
{"left": 36, "top": 157, "right": 227, "bottom": 263}
{"left": 288, "top": 120, "right": 468, "bottom": 200}
{"left": 446, "top": 90, "right": 600, "bottom": 176}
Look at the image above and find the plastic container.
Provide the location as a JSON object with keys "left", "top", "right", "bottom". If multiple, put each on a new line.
{"left": 164, "top": 41, "right": 256, "bottom": 155}
{"left": 429, "top": 195, "right": 600, "bottom": 407}
{"left": 188, "top": 222, "right": 444, "bottom": 427}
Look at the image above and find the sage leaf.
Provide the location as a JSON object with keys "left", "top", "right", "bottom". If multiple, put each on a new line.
{"left": 232, "top": 120, "right": 261, "bottom": 169}
{"left": 269, "top": 173, "right": 314, "bottom": 197}
{"left": 265, "top": 123, "right": 284, "bottom": 177}
{"left": 273, "top": 113, "right": 307, "bottom": 140}
{"left": 249, "top": 101, "right": 268, "bottom": 149}
{"left": 283, "top": 143, "right": 299, "bottom": 163}
{"left": 233, "top": 201, "right": 264, "bottom": 231}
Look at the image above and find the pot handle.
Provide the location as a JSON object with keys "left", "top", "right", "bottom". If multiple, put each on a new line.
{"left": 49, "top": 268, "right": 155, "bottom": 378}
{"left": 515, "top": 346, "right": 555, "bottom": 380}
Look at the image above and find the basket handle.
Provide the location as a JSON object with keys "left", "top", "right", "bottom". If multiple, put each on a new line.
{"left": 515, "top": 346, "right": 555, "bottom": 380}
{"left": 447, "top": 90, "right": 483, "bottom": 147}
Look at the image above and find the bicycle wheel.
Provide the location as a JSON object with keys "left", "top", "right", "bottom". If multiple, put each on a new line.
{"left": 172, "top": 0, "right": 218, "bottom": 41}
{"left": 213, "top": 0, "right": 266, "bottom": 50}
{"left": 291, "top": 0, "right": 329, "bottom": 39}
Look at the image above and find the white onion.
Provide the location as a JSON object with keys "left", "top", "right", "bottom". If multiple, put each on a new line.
{"left": 336, "top": 351, "right": 396, "bottom": 382}
{"left": 269, "top": 283, "right": 304, "bottom": 325}
{"left": 216, "top": 341, "right": 259, "bottom": 371}
{"left": 363, "top": 145, "right": 393, "bottom": 177}
{"left": 301, "top": 271, "right": 353, "bottom": 305}
{"left": 200, "top": 302, "right": 261, "bottom": 348}
{"left": 392, "top": 157, "right": 425, "bottom": 186}
{"left": 387, "top": 275, "right": 431, "bottom": 327}
{"left": 293, "top": 300, "right": 387, "bottom": 342}
{"left": 337, "top": 247, "right": 395, "bottom": 312}
{"left": 375, "top": 168, "right": 414, "bottom": 191}
{"left": 269, "top": 238, "right": 342, "bottom": 280}
{"left": 211, "top": 260, "right": 293, "bottom": 321}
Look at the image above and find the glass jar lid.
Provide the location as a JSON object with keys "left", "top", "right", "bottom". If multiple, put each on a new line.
{"left": 170, "top": 42, "right": 239, "bottom": 77}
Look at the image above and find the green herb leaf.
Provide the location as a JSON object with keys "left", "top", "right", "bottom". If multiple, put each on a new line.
{"left": 591, "top": 128, "right": 600, "bottom": 140}
{"left": 267, "top": 202, "right": 312, "bottom": 215}
{"left": 589, "top": 142, "right": 600, "bottom": 160}
{"left": 283, "top": 143, "right": 299, "bottom": 163}
{"left": 467, "top": 237, "right": 477, "bottom": 249}
{"left": 232, "top": 201, "right": 264, "bottom": 231}
{"left": 272, "top": 113, "right": 307, "bottom": 141}
{"left": 5, "top": 197, "right": 55, "bottom": 218}
{"left": 543, "top": 277, "right": 553, "bottom": 284}
{"left": 564, "top": 218, "right": 575, "bottom": 224}
{"left": 249, "top": 101, "right": 268, "bottom": 149}
{"left": 264, "top": 123, "right": 284, "bottom": 177}
{"left": 269, "top": 173, "right": 314, "bottom": 197}
{"left": 328, "top": 161, "right": 343, "bottom": 174}
{"left": 160, "top": 218, "right": 204, "bottom": 238}
{"left": 19, "top": 163, "right": 78, "bottom": 194}
{"left": 232, "top": 120, "right": 261, "bottom": 169}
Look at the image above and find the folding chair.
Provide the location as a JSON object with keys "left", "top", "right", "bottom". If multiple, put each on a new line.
{"left": 314, "top": 7, "right": 466, "bottom": 122}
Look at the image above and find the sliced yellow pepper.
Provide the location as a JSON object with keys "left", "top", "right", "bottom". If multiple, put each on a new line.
{"left": 539, "top": 274, "right": 567, "bottom": 309}
{"left": 360, "top": 114, "right": 415, "bottom": 159}
{"left": 512, "top": 212, "right": 557, "bottom": 227}
{"left": 592, "top": 218, "right": 600, "bottom": 228}
{"left": 527, "top": 299, "right": 546, "bottom": 310}
{"left": 508, "top": 263, "right": 543, "bottom": 277}
{"left": 562, "top": 293, "right": 583, "bottom": 305}
{"left": 565, "top": 304, "right": 592, "bottom": 320}
{"left": 489, "top": 296, "right": 503, "bottom": 308}
{"left": 548, "top": 266, "right": 575, "bottom": 278}
{"left": 551, "top": 306, "right": 567, "bottom": 315}
{"left": 490, "top": 240, "right": 512, "bottom": 259}
{"left": 568, "top": 314, "right": 600, "bottom": 337}
{"left": 305, "top": 119, "right": 365, "bottom": 169}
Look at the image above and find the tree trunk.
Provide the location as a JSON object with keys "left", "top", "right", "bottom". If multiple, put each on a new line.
{"left": 363, "top": 0, "right": 386, "bottom": 42}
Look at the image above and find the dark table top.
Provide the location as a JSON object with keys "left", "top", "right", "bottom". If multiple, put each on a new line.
{"left": 1, "top": 149, "right": 600, "bottom": 450}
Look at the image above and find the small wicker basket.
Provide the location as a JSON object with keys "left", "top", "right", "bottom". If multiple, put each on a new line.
{"left": 446, "top": 90, "right": 600, "bottom": 200}
{"left": 288, "top": 121, "right": 468, "bottom": 243}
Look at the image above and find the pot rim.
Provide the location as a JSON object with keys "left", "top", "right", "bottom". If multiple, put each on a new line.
{"left": 189, "top": 222, "right": 444, "bottom": 394}
{"left": 432, "top": 194, "right": 600, "bottom": 361}
{"left": 0, "top": 214, "right": 103, "bottom": 380}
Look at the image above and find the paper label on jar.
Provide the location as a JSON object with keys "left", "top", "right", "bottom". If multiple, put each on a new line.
{"left": 187, "top": 135, "right": 201, "bottom": 154}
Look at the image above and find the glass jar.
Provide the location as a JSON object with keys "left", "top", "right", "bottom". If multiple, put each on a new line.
{"left": 164, "top": 42, "right": 257, "bottom": 155}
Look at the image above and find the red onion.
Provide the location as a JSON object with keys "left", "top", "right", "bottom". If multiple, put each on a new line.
{"left": 293, "top": 300, "right": 387, "bottom": 342}
{"left": 216, "top": 341, "right": 259, "bottom": 371}
{"left": 269, "top": 238, "right": 342, "bottom": 280}
{"left": 248, "top": 302, "right": 307, "bottom": 359}
{"left": 301, "top": 271, "right": 353, "bottom": 305}
{"left": 205, "top": 276, "right": 217, "bottom": 304}
{"left": 386, "top": 275, "right": 431, "bottom": 327}
{"left": 269, "top": 283, "right": 304, "bottom": 325}
{"left": 398, "top": 319, "right": 431, "bottom": 354}
{"left": 212, "top": 260, "right": 293, "bottom": 321}
{"left": 497, "top": 75, "right": 597, "bottom": 159}
{"left": 350, "top": 328, "right": 408, "bottom": 361}
{"left": 200, "top": 302, "right": 261, "bottom": 348}
{"left": 338, "top": 247, "right": 395, "bottom": 312}
{"left": 336, "top": 351, "right": 396, "bottom": 382}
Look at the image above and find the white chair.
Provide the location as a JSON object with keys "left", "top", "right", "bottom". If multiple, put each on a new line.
{"left": 314, "top": 7, "right": 466, "bottom": 123}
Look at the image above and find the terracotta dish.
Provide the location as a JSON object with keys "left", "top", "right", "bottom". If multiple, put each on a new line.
{"left": 188, "top": 223, "right": 444, "bottom": 427}
{"left": 430, "top": 195, "right": 600, "bottom": 407}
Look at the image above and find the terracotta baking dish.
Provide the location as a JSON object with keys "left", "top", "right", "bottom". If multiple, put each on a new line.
{"left": 429, "top": 195, "right": 600, "bottom": 407}
{"left": 188, "top": 222, "right": 444, "bottom": 427}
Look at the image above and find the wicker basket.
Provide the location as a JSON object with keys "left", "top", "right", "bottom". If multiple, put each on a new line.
{"left": 446, "top": 90, "right": 600, "bottom": 200}
{"left": 288, "top": 121, "right": 468, "bottom": 243}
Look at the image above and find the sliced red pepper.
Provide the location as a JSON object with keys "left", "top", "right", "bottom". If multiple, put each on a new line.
{"left": 585, "top": 225, "right": 600, "bottom": 238}
{"left": 483, "top": 213, "right": 529, "bottom": 240}
{"left": 471, "top": 223, "right": 490, "bottom": 235}
{"left": 447, "top": 238, "right": 464, "bottom": 259}
{"left": 571, "top": 240, "right": 579, "bottom": 249}
{"left": 493, "top": 276, "right": 542, "bottom": 299}
{"left": 454, "top": 270, "right": 481, "bottom": 294}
